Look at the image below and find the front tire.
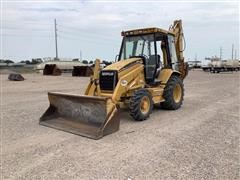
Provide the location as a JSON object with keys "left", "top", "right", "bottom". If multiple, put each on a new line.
{"left": 129, "top": 89, "right": 153, "bottom": 121}
{"left": 161, "top": 75, "right": 184, "bottom": 110}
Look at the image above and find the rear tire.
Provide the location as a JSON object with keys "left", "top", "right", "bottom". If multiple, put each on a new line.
{"left": 129, "top": 89, "right": 153, "bottom": 121}
{"left": 161, "top": 76, "right": 184, "bottom": 110}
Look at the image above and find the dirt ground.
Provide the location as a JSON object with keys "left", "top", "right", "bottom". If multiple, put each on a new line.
{"left": 1, "top": 70, "right": 239, "bottom": 180}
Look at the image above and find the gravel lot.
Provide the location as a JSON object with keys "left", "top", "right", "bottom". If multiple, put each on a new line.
{"left": 1, "top": 70, "right": 239, "bottom": 180}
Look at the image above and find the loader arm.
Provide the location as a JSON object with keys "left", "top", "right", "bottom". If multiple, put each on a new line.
{"left": 85, "top": 59, "right": 101, "bottom": 96}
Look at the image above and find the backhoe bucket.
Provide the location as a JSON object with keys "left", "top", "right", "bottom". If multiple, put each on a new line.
{"left": 40, "top": 92, "right": 120, "bottom": 139}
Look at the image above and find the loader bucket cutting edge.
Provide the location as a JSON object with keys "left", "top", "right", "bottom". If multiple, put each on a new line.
{"left": 40, "top": 92, "right": 120, "bottom": 139}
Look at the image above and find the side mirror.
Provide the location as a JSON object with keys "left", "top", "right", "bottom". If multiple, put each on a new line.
{"left": 115, "top": 55, "right": 119, "bottom": 62}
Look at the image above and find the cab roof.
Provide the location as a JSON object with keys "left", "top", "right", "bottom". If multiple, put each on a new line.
{"left": 121, "top": 27, "right": 175, "bottom": 36}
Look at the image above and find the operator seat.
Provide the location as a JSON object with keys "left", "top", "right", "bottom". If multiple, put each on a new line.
{"left": 145, "top": 55, "right": 160, "bottom": 83}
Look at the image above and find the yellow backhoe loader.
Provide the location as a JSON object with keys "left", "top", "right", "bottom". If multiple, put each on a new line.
{"left": 40, "top": 20, "right": 188, "bottom": 139}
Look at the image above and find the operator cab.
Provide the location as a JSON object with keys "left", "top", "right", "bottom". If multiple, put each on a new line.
{"left": 118, "top": 28, "right": 179, "bottom": 84}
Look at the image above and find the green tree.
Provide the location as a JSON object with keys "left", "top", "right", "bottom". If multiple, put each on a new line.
{"left": 31, "top": 58, "right": 43, "bottom": 64}
{"left": 4, "top": 60, "right": 14, "bottom": 64}
{"left": 82, "top": 60, "right": 88, "bottom": 64}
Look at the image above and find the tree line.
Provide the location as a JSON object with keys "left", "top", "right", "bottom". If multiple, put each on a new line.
{"left": 1, "top": 58, "right": 113, "bottom": 65}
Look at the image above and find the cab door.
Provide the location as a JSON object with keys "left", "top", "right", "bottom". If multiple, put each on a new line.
{"left": 168, "top": 35, "right": 179, "bottom": 71}
{"left": 144, "top": 40, "right": 158, "bottom": 83}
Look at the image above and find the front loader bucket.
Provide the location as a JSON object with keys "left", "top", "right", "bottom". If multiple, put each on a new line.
{"left": 40, "top": 92, "right": 120, "bottom": 139}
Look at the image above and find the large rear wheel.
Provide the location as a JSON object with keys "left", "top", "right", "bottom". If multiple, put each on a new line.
{"left": 129, "top": 89, "right": 153, "bottom": 121}
{"left": 161, "top": 75, "right": 184, "bottom": 110}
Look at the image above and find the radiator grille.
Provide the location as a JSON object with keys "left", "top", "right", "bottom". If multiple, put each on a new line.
{"left": 99, "top": 70, "right": 118, "bottom": 91}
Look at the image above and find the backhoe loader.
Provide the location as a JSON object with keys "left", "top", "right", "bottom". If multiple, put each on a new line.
{"left": 40, "top": 20, "right": 188, "bottom": 139}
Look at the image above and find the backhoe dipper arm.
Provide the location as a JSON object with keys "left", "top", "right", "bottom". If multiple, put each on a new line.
{"left": 169, "top": 20, "right": 188, "bottom": 79}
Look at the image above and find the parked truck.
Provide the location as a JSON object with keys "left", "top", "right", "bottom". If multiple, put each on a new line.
{"left": 202, "top": 57, "right": 239, "bottom": 73}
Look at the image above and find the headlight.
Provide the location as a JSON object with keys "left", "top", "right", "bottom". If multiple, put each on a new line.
{"left": 121, "top": 80, "right": 128, "bottom": 86}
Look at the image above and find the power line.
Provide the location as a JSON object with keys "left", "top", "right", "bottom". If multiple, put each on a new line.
{"left": 0, "top": 34, "right": 52, "bottom": 38}
{"left": 57, "top": 29, "right": 119, "bottom": 45}
{"left": 2, "top": 27, "right": 51, "bottom": 32}
{"left": 3, "top": 22, "right": 120, "bottom": 43}
{"left": 4, "top": 21, "right": 53, "bottom": 26}
{"left": 58, "top": 34, "right": 119, "bottom": 46}
{"left": 58, "top": 24, "right": 118, "bottom": 40}
{"left": 58, "top": 29, "right": 117, "bottom": 42}
{"left": 2, "top": 19, "right": 121, "bottom": 59}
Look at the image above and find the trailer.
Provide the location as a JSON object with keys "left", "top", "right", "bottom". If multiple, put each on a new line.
{"left": 210, "top": 60, "right": 239, "bottom": 73}
{"left": 202, "top": 57, "right": 239, "bottom": 73}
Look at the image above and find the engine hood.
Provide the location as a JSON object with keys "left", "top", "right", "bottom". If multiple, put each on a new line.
{"left": 103, "top": 58, "right": 142, "bottom": 71}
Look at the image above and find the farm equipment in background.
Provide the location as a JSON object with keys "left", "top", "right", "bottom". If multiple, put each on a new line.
{"left": 43, "top": 64, "right": 61, "bottom": 76}
{"left": 72, "top": 66, "right": 93, "bottom": 77}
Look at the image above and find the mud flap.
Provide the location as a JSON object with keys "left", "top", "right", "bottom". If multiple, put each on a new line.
{"left": 40, "top": 92, "right": 120, "bottom": 139}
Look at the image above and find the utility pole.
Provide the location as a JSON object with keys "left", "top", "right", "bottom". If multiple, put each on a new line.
{"left": 194, "top": 54, "right": 197, "bottom": 61}
{"left": 54, "top": 19, "right": 59, "bottom": 60}
{"left": 80, "top": 50, "right": 82, "bottom": 61}
{"left": 235, "top": 49, "right": 237, "bottom": 60}
{"left": 231, "top": 44, "right": 234, "bottom": 60}
{"left": 220, "top": 46, "right": 222, "bottom": 60}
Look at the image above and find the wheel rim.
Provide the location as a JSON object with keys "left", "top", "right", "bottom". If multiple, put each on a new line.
{"left": 173, "top": 84, "right": 182, "bottom": 103}
{"left": 140, "top": 96, "right": 150, "bottom": 114}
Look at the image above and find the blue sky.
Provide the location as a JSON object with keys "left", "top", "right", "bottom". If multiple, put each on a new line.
{"left": 1, "top": 0, "right": 239, "bottom": 62}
